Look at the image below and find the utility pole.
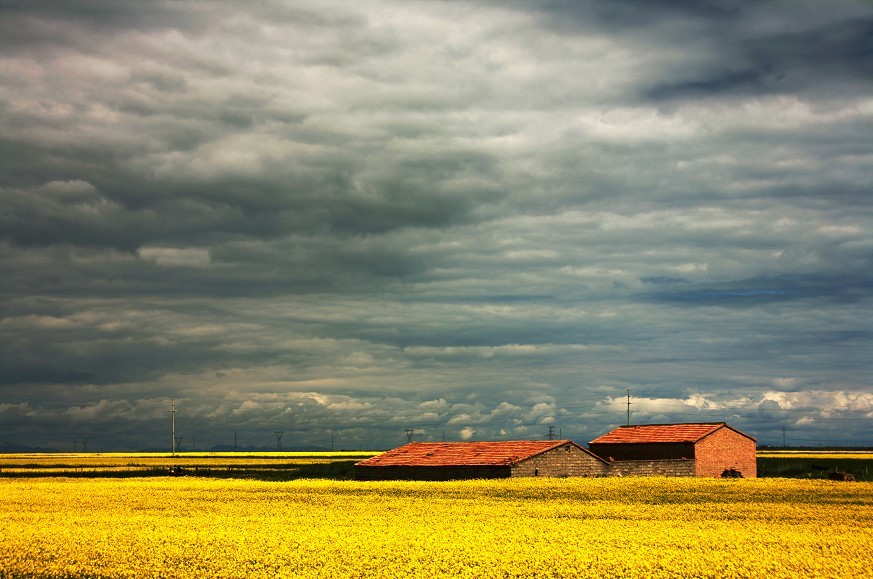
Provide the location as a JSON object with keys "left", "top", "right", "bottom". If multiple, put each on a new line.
{"left": 275, "top": 431, "right": 283, "bottom": 451}
{"left": 547, "top": 426, "right": 556, "bottom": 440}
{"left": 626, "top": 388, "right": 633, "bottom": 426}
{"left": 80, "top": 437, "right": 89, "bottom": 452}
{"left": 234, "top": 431, "right": 238, "bottom": 452}
{"left": 405, "top": 428, "right": 421, "bottom": 443}
{"left": 783, "top": 426, "right": 787, "bottom": 448}
{"left": 171, "top": 399, "right": 176, "bottom": 456}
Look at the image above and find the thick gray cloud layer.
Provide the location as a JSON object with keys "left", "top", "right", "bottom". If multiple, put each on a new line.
{"left": 1, "top": 0, "right": 871, "bottom": 451}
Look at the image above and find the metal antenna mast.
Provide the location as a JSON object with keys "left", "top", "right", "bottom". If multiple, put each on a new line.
{"left": 275, "top": 431, "right": 284, "bottom": 451}
{"left": 626, "top": 388, "right": 633, "bottom": 426}
{"left": 171, "top": 399, "right": 176, "bottom": 456}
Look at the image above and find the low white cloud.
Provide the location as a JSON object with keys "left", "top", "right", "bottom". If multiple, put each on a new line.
{"left": 65, "top": 399, "right": 134, "bottom": 421}
{"left": 420, "top": 398, "right": 448, "bottom": 410}
{"left": 459, "top": 427, "right": 475, "bottom": 440}
{"left": 138, "top": 247, "right": 211, "bottom": 267}
{"left": 526, "top": 402, "right": 556, "bottom": 425}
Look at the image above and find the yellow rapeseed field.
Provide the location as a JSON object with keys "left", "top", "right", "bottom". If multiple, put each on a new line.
{"left": 1, "top": 477, "right": 871, "bottom": 578}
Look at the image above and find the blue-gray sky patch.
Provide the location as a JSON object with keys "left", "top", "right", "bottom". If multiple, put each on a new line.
{"left": 1, "top": 0, "right": 871, "bottom": 451}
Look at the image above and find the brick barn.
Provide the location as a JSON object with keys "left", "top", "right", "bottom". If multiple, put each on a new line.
{"left": 354, "top": 440, "right": 608, "bottom": 481}
{"left": 588, "top": 422, "right": 757, "bottom": 478}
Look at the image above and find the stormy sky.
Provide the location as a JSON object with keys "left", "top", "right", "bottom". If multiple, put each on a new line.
{"left": 1, "top": 0, "right": 871, "bottom": 451}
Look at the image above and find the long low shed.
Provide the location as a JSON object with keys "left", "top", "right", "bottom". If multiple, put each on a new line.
{"left": 354, "top": 440, "right": 608, "bottom": 481}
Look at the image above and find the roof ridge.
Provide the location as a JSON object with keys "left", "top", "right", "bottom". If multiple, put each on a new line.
{"left": 588, "top": 422, "right": 739, "bottom": 445}
{"left": 617, "top": 422, "right": 726, "bottom": 428}
{"left": 355, "top": 439, "right": 583, "bottom": 467}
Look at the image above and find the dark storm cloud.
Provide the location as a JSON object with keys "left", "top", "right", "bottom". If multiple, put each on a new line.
{"left": 525, "top": 1, "right": 873, "bottom": 103}
{"left": 646, "top": 18, "right": 873, "bottom": 102}
{"left": 1, "top": 0, "right": 871, "bottom": 450}
{"left": 646, "top": 270, "right": 873, "bottom": 305}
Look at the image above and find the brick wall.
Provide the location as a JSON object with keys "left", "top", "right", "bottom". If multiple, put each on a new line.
{"left": 606, "top": 458, "right": 696, "bottom": 477}
{"left": 694, "top": 426, "right": 757, "bottom": 478}
{"left": 511, "top": 444, "right": 607, "bottom": 477}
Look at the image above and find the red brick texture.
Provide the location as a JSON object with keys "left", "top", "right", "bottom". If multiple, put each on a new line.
{"left": 693, "top": 425, "right": 757, "bottom": 477}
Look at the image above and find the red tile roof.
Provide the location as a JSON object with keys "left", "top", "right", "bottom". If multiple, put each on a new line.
{"left": 589, "top": 422, "right": 734, "bottom": 444}
{"left": 356, "top": 440, "right": 584, "bottom": 467}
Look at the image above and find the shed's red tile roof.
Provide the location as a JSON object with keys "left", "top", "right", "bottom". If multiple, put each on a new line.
{"left": 356, "top": 440, "right": 581, "bottom": 467}
{"left": 589, "top": 423, "right": 731, "bottom": 444}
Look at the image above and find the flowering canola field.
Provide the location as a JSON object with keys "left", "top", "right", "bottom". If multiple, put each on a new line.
{"left": 1, "top": 477, "right": 871, "bottom": 578}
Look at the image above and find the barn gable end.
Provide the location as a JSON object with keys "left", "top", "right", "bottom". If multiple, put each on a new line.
{"left": 511, "top": 442, "right": 608, "bottom": 478}
{"left": 693, "top": 423, "right": 757, "bottom": 477}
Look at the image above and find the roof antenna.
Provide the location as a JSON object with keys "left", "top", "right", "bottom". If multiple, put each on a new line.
{"left": 626, "top": 388, "right": 633, "bottom": 426}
